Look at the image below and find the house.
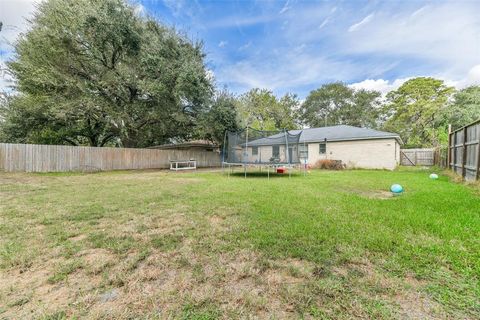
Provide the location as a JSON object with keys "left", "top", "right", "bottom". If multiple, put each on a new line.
{"left": 149, "top": 140, "right": 221, "bottom": 168}
{"left": 244, "top": 125, "right": 402, "bottom": 170}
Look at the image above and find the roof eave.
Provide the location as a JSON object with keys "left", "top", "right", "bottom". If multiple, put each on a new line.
{"left": 301, "top": 136, "right": 403, "bottom": 144}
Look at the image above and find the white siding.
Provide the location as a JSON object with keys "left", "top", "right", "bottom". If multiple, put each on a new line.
{"left": 306, "top": 138, "right": 400, "bottom": 170}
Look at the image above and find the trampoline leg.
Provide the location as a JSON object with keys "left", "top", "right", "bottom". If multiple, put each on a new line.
{"left": 268, "top": 166, "right": 270, "bottom": 180}
{"left": 244, "top": 164, "right": 246, "bottom": 179}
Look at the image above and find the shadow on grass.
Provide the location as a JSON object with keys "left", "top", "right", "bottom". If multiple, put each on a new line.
{"left": 226, "top": 171, "right": 304, "bottom": 179}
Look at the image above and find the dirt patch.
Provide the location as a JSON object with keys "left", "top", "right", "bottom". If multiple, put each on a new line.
{"left": 73, "top": 250, "right": 313, "bottom": 318}
{"left": 103, "top": 171, "right": 204, "bottom": 184}
{"left": 332, "top": 258, "right": 447, "bottom": 319}
{"left": 339, "top": 186, "right": 395, "bottom": 199}
{"left": 69, "top": 234, "right": 87, "bottom": 242}
{"left": 208, "top": 214, "right": 229, "bottom": 231}
{"left": 78, "top": 248, "right": 117, "bottom": 274}
{"left": 1, "top": 246, "right": 450, "bottom": 319}
{"left": 359, "top": 190, "right": 394, "bottom": 199}
{"left": 144, "top": 211, "right": 192, "bottom": 235}
{"left": 0, "top": 256, "right": 103, "bottom": 319}
{"left": 0, "top": 173, "right": 49, "bottom": 185}
{"left": 395, "top": 289, "right": 445, "bottom": 319}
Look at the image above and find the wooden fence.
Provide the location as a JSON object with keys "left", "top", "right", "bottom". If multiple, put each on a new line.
{"left": 400, "top": 148, "right": 436, "bottom": 166}
{"left": 448, "top": 119, "right": 480, "bottom": 181}
{"left": 0, "top": 143, "right": 221, "bottom": 173}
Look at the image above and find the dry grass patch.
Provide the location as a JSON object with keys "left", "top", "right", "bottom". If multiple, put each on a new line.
{"left": 1, "top": 169, "right": 478, "bottom": 318}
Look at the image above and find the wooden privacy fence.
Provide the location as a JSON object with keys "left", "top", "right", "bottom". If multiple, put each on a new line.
{"left": 0, "top": 143, "right": 221, "bottom": 173}
{"left": 448, "top": 119, "right": 480, "bottom": 181}
{"left": 400, "top": 148, "right": 436, "bottom": 166}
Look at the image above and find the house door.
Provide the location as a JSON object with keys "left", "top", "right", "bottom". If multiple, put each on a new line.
{"left": 288, "top": 147, "right": 293, "bottom": 163}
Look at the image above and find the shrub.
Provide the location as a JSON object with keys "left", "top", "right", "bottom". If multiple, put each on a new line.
{"left": 313, "top": 159, "right": 345, "bottom": 170}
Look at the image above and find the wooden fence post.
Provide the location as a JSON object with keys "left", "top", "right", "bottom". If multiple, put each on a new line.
{"left": 477, "top": 124, "right": 480, "bottom": 180}
{"left": 453, "top": 132, "right": 457, "bottom": 172}
{"left": 462, "top": 127, "right": 467, "bottom": 179}
{"left": 447, "top": 128, "right": 450, "bottom": 169}
{"left": 0, "top": 144, "right": 4, "bottom": 171}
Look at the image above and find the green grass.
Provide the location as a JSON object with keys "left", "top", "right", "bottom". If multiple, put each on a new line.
{"left": 0, "top": 168, "right": 478, "bottom": 319}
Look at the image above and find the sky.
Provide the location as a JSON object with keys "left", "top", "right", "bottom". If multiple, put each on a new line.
{"left": 1, "top": 0, "right": 480, "bottom": 98}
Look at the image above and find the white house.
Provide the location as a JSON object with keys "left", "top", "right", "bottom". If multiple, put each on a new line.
{"left": 244, "top": 125, "right": 402, "bottom": 170}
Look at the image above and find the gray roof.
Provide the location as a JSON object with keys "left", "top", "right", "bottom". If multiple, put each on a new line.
{"left": 247, "top": 125, "right": 401, "bottom": 146}
{"left": 296, "top": 125, "right": 401, "bottom": 143}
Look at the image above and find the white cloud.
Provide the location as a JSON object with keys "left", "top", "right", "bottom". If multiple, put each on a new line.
{"left": 0, "top": 60, "right": 15, "bottom": 92}
{"left": 349, "top": 78, "right": 410, "bottom": 95}
{"left": 318, "top": 17, "right": 330, "bottom": 30}
{"left": 161, "top": 0, "right": 184, "bottom": 16}
{"left": 208, "top": 14, "right": 276, "bottom": 28}
{"left": 2, "top": 0, "right": 479, "bottom": 98}
{"left": 349, "top": 64, "right": 480, "bottom": 97}
{"left": 238, "top": 41, "right": 252, "bottom": 51}
{"left": 448, "top": 64, "right": 480, "bottom": 89}
{"left": 348, "top": 13, "right": 374, "bottom": 32}
{"left": 411, "top": 5, "right": 427, "bottom": 18}
{"left": 342, "top": 3, "right": 480, "bottom": 79}
{"left": 0, "top": 0, "right": 39, "bottom": 91}
{"left": 279, "top": 0, "right": 290, "bottom": 14}
{"left": 133, "top": 3, "right": 146, "bottom": 16}
{"left": 465, "top": 64, "right": 480, "bottom": 86}
{"left": 205, "top": 69, "right": 215, "bottom": 83}
{"left": 161, "top": 0, "right": 203, "bottom": 18}
{"left": 0, "top": 0, "right": 38, "bottom": 51}
{"left": 217, "top": 51, "right": 363, "bottom": 94}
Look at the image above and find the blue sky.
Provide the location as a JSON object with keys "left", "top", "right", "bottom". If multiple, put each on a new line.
{"left": 1, "top": 0, "right": 480, "bottom": 97}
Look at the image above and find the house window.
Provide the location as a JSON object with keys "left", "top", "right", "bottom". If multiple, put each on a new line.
{"left": 252, "top": 146, "right": 258, "bottom": 155}
{"left": 272, "top": 145, "right": 280, "bottom": 158}
{"left": 299, "top": 144, "right": 308, "bottom": 158}
{"left": 319, "top": 143, "right": 326, "bottom": 154}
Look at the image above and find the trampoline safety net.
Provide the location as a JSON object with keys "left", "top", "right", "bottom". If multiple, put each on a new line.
{"left": 223, "top": 128, "right": 303, "bottom": 165}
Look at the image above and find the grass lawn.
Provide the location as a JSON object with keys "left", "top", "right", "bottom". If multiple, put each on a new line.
{"left": 0, "top": 167, "right": 479, "bottom": 319}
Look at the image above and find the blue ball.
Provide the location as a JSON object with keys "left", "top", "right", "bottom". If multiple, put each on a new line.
{"left": 390, "top": 184, "right": 403, "bottom": 194}
{"left": 429, "top": 173, "right": 438, "bottom": 180}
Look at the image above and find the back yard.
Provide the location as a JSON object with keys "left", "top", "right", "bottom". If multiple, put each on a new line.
{"left": 0, "top": 168, "right": 479, "bottom": 319}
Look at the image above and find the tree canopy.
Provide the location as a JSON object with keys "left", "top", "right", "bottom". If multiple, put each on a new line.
{"left": 195, "top": 89, "right": 239, "bottom": 145}
{"left": 300, "top": 82, "right": 381, "bottom": 128}
{"left": 3, "top": 0, "right": 212, "bottom": 147}
{"left": 236, "top": 88, "right": 300, "bottom": 131}
{"left": 448, "top": 86, "right": 480, "bottom": 130}
{"left": 382, "top": 77, "right": 455, "bottom": 147}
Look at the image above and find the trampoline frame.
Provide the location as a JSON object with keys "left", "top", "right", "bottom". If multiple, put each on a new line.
{"left": 222, "top": 127, "right": 308, "bottom": 178}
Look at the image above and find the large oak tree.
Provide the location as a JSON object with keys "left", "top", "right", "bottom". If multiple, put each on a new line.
{"left": 195, "top": 89, "right": 239, "bottom": 145}
{"left": 2, "top": 0, "right": 212, "bottom": 147}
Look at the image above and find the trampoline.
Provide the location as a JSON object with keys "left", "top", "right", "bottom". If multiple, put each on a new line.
{"left": 222, "top": 127, "right": 307, "bottom": 178}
